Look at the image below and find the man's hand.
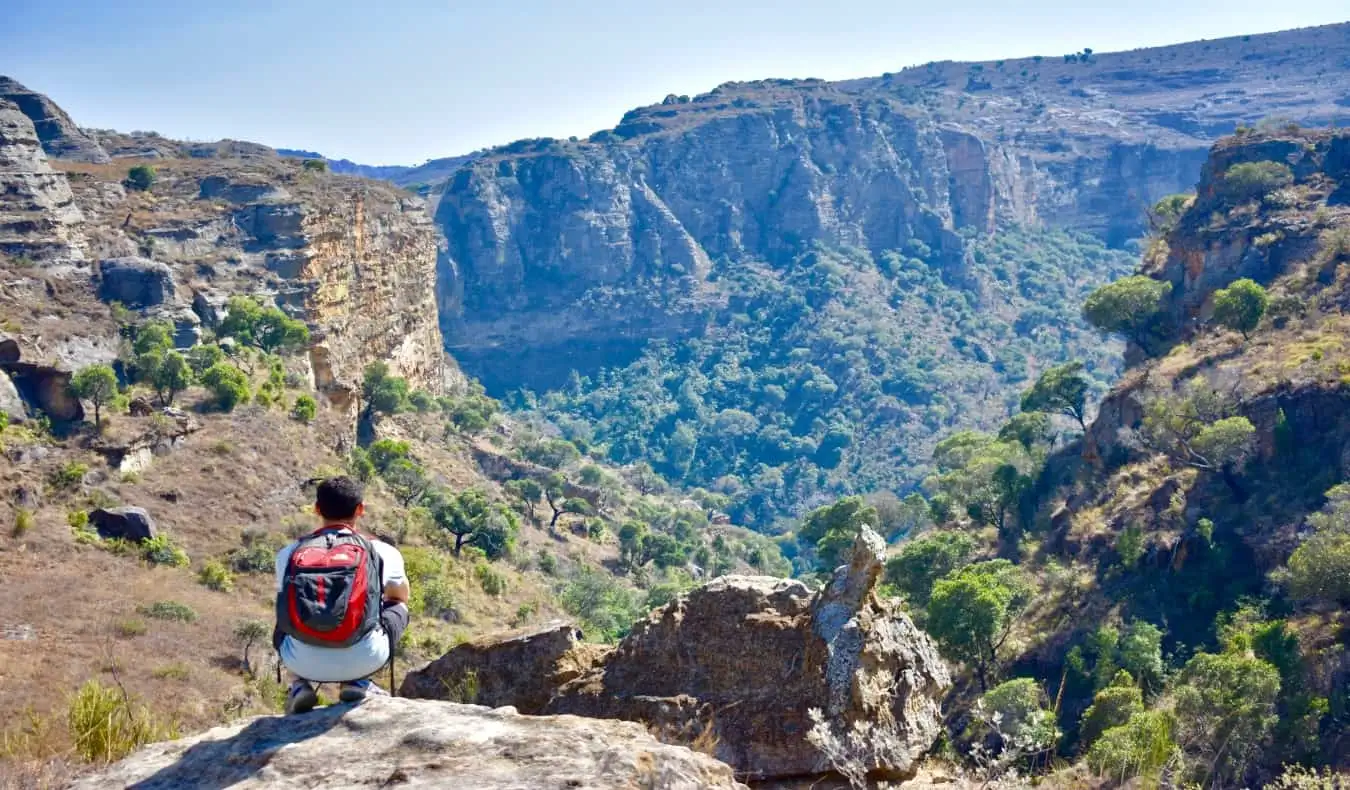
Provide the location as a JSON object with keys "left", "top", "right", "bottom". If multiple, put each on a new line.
{"left": 383, "top": 580, "right": 410, "bottom": 605}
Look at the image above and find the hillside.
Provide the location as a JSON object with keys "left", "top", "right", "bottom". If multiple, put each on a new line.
{"left": 872, "top": 125, "right": 1350, "bottom": 788}
{"left": 431, "top": 22, "right": 1350, "bottom": 526}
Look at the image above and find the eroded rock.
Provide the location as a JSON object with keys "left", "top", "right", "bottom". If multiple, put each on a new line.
{"left": 67, "top": 696, "right": 747, "bottom": 790}
{"left": 0, "top": 361, "right": 83, "bottom": 421}
{"left": 409, "top": 527, "right": 950, "bottom": 782}
{"left": 98, "top": 256, "right": 176, "bottom": 308}
{"left": 0, "top": 370, "right": 25, "bottom": 421}
{"left": 400, "top": 621, "right": 607, "bottom": 713}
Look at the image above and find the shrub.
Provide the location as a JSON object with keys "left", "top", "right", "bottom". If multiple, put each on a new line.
{"left": 51, "top": 461, "right": 89, "bottom": 490}
{"left": 926, "top": 560, "right": 1032, "bottom": 689}
{"left": 201, "top": 362, "right": 250, "bottom": 411}
{"left": 978, "top": 677, "right": 1059, "bottom": 756}
{"left": 140, "top": 535, "right": 189, "bottom": 567}
{"left": 537, "top": 550, "right": 558, "bottom": 576}
{"left": 114, "top": 618, "right": 147, "bottom": 638}
{"left": 67, "top": 679, "right": 175, "bottom": 763}
{"left": 136, "top": 601, "right": 198, "bottom": 623}
{"left": 125, "top": 165, "right": 156, "bottom": 192}
{"left": 1086, "top": 709, "right": 1179, "bottom": 785}
{"left": 420, "top": 576, "right": 459, "bottom": 621}
{"left": 228, "top": 530, "right": 284, "bottom": 573}
{"left": 13, "top": 508, "right": 33, "bottom": 538}
{"left": 884, "top": 531, "right": 975, "bottom": 607}
{"left": 291, "top": 394, "right": 317, "bottom": 423}
{"left": 561, "top": 567, "right": 644, "bottom": 643}
{"left": 71, "top": 364, "right": 119, "bottom": 429}
{"left": 1220, "top": 161, "right": 1294, "bottom": 204}
{"left": 1288, "top": 483, "right": 1350, "bottom": 604}
{"left": 197, "top": 560, "right": 235, "bottom": 592}
{"left": 474, "top": 562, "right": 507, "bottom": 596}
{"left": 408, "top": 390, "right": 435, "bottom": 413}
{"left": 1079, "top": 670, "right": 1145, "bottom": 748}
{"left": 1083, "top": 275, "right": 1172, "bottom": 352}
{"left": 1211, "top": 278, "right": 1268, "bottom": 339}
{"left": 1173, "top": 651, "right": 1281, "bottom": 786}
{"left": 233, "top": 620, "right": 270, "bottom": 675}
{"left": 301, "top": 158, "right": 327, "bottom": 172}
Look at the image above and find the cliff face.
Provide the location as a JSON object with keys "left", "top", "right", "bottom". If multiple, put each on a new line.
{"left": 435, "top": 23, "right": 1350, "bottom": 383}
{"left": 0, "top": 99, "right": 86, "bottom": 265}
{"left": 0, "top": 77, "right": 109, "bottom": 163}
{"left": 0, "top": 78, "right": 449, "bottom": 419}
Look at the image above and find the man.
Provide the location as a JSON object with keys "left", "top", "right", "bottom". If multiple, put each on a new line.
{"left": 274, "top": 476, "right": 410, "bottom": 714}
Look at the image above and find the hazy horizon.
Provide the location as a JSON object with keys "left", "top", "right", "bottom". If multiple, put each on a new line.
{"left": 3, "top": 1, "right": 1347, "bottom": 165}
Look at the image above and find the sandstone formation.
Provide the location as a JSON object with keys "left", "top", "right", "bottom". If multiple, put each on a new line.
{"left": 0, "top": 77, "right": 108, "bottom": 163}
{"left": 67, "top": 696, "right": 747, "bottom": 790}
{"left": 433, "top": 23, "right": 1350, "bottom": 392}
{"left": 97, "top": 255, "right": 177, "bottom": 308}
{"left": 0, "top": 98, "right": 86, "bottom": 265}
{"left": 406, "top": 527, "right": 950, "bottom": 783}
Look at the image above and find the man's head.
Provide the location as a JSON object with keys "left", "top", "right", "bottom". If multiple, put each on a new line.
{"left": 314, "top": 476, "right": 365, "bottom": 523}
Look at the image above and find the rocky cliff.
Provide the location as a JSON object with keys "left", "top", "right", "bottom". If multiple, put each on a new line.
{"left": 0, "top": 98, "right": 87, "bottom": 266}
{"left": 0, "top": 77, "right": 451, "bottom": 418}
{"left": 67, "top": 697, "right": 747, "bottom": 790}
{"left": 0, "top": 76, "right": 108, "bottom": 163}
{"left": 435, "top": 23, "right": 1350, "bottom": 386}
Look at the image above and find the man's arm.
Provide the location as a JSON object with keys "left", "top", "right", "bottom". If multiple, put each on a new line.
{"left": 383, "top": 580, "right": 410, "bottom": 604}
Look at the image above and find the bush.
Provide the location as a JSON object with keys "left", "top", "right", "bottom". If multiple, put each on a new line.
{"left": 13, "top": 508, "right": 33, "bottom": 538}
{"left": 561, "top": 567, "right": 644, "bottom": 643}
{"left": 228, "top": 530, "right": 284, "bottom": 573}
{"left": 136, "top": 600, "right": 198, "bottom": 623}
{"left": 409, "top": 390, "right": 436, "bottom": 413}
{"left": 1211, "top": 278, "right": 1268, "bottom": 339}
{"left": 140, "top": 535, "right": 189, "bottom": 567}
{"left": 978, "top": 677, "right": 1059, "bottom": 756}
{"left": 125, "top": 165, "right": 156, "bottom": 192}
{"left": 197, "top": 560, "right": 235, "bottom": 592}
{"left": 291, "top": 394, "right": 317, "bottom": 423}
{"left": 301, "top": 158, "right": 327, "bottom": 172}
{"left": 1086, "top": 709, "right": 1179, "bottom": 785}
{"left": 927, "top": 560, "right": 1032, "bottom": 689}
{"left": 201, "top": 362, "right": 250, "bottom": 411}
{"left": 1220, "top": 161, "right": 1294, "bottom": 204}
{"left": 1079, "top": 670, "right": 1145, "bottom": 748}
{"left": 51, "top": 461, "right": 89, "bottom": 490}
{"left": 67, "top": 679, "right": 175, "bottom": 763}
{"left": 474, "top": 562, "right": 507, "bottom": 596}
{"left": 537, "top": 549, "right": 558, "bottom": 576}
{"left": 884, "top": 531, "right": 975, "bottom": 607}
{"left": 419, "top": 576, "right": 459, "bottom": 620}
{"left": 1173, "top": 651, "right": 1281, "bottom": 786}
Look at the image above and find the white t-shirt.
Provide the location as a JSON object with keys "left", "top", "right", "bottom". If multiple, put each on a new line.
{"left": 274, "top": 530, "right": 407, "bottom": 683}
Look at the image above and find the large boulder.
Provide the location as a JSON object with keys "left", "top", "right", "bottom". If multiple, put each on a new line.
{"left": 400, "top": 621, "right": 607, "bottom": 712}
{"left": 89, "top": 506, "right": 157, "bottom": 543}
{"left": 67, "top": 696, "right": 747, "bottom": 790}
{"left": 408, "top": 528, "right": 951, "bottom": 783}
{"left": 98, "top": 256, "right": 176, "bottom": 308}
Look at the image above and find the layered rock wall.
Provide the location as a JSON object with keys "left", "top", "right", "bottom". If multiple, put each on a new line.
{"left": 0, "top": 99, "right": 86, "bottom": 265}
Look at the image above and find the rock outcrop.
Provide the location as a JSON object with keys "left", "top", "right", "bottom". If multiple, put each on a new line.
{"left": 68, "top": 696, "right": 747, "bottom": 790}
{"left": 97, "top": 256, "right": 177, "bottom": 308}
{"left": 407, "top": 528, "right": 950, "bottom": 782}
{"left": 0, "top": 77, "right": 108, "bottom": 163}
{"left": 0, "top": 98, "right": 86, "bottom": 265}
{"left": 401, "top": 621, "right": 607, "bottom": 712}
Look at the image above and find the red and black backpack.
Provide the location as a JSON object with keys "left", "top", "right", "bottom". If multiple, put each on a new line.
{"left": 275, "top": 526, "right": 383, "bottom": 649}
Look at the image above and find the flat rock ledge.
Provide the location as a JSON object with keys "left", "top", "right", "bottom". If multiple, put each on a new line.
{"left": 67, "top": 696, "right": 747, "bottom": 790}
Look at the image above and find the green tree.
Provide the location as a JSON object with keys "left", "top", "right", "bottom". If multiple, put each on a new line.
{"left": 200, "top": 362, "right": 250, "bottom": 411}
{"left": 560, "top": 567, "right": 643, "bottom": 643}
{"left": 71, "top": 364, "right": 119, "bottom": 430}
{"left": 1148, "top": 193, "right": 1192, "bottom": 233}
{"left": 1288, "top": 483, "right": 1350, "bottom": 604}
{"left": 186, "top": 344, "right": 225, "bottom": 377}
{"left": 219, "top": 296, "right": 309, "bottom": 354}
{"left": 152, "top": 351, "right": 192, "bottom": 406}
{"left": 503, "top": 478, "right": 544, "bottom": 525}
{"left": 1141, "top": 380, "right": 1255, "bottom": 472}
{"left": 1117, "top": 621, "right": 1166, "bottom": 697}
{"left": 1086, "top": 710, "right": 1179, "bottom": 785}
{"left": 1020, "top": 361, "right": 1089, "bottom": 432}
{"left": 361, "top": 362, "right": 411, "bottom": 418}
{"left": 1079, "top": 670, "right": 1145, "bottom": 748}
{"left": 543, "top": 473, "right": 567, "bottom": 531}
{"left": 125, "top": 165, "right": 156, "bottom": 191}
{"left": 521, "top": 438, "right": 582, "bottom": 469}
{"left": 617, "top": 521, "right": 650, "bottom": 569}
{"left": 1211, "top": 278, "right": 1268, "bottom": 340}
{"left": 1172, "top": 651, "right": 1281, "bottom": 787}
{"left": 291, "top": 394, "right": 317, "bottom": 423}
{"left": 232, "top": 620, "right": 269, "bottom": 677}
{"left": 926, "top": 559, "right": 1032, "bottom": 689}
{"left": 431, "top": 489, "right": 518, "bottom": 558}
{"left": 798, "top": 495, "right": 878, "bottom": 571}
{"left": 979, "top": 677, "right": 1059, "bottom": 757}
{"left": 884, "top": 531, "right": 975, "bottom": 607}
{"left": 1220, "top": 160, "right": 1294, "bottom": 204}
{"left": 383, "top": 458, "right": 430, "bottom": 506}
{"left": 998, "top": 411, "right": 1054, "bottom": 451}
{"left": 1083, "top": 276, "right": 1172, "bottom": 352}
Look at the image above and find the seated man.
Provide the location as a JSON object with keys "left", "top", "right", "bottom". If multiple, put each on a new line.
{"left": 273, "top": 476, "right": 410, "bottom": 714}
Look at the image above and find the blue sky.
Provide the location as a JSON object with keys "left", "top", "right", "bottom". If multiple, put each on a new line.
{"left": 3, "top": 1, "right": 1346, "bottom": 165}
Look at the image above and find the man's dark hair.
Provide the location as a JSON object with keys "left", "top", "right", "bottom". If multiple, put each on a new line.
{"left": 315, "top": 476, "right": 364, "bottom": 520}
